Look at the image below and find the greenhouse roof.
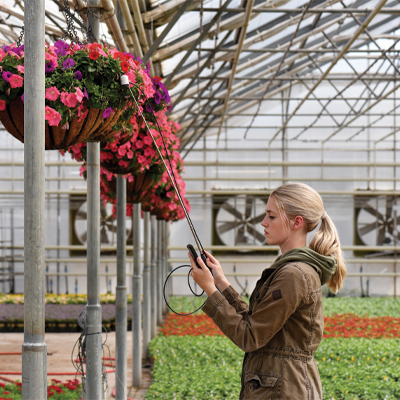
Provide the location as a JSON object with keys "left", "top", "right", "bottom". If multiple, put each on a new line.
{"left": 1, "top": 0, "right": 400, "bottom": 155}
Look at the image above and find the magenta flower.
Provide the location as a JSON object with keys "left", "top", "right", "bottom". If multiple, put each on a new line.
{"left": 2, "top": 71, "right": 12, "bottom": 82}
{"left": 45, "top": 60, "right": 56, "bottom": 73}
{"left": 63, "top": 58, "right": 75, "bottom": 69}
{"left": 21, "top": 94, "right": 24, "bottom": 103}
{"left": 0, "top": 99, "right": 5, "bottom": 111}
{"left": 103, "top": 107, "right": 113, "bottom": 118}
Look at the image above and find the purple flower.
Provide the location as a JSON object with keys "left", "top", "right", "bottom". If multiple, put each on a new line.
{"left": 21, "top": 93, "right": 24, "bottom": 103}
{"left": 54, "top": 40, "right": 68, "bottom": 50}
{"left": 83, "top": 87, "right": 89, "bottom": 99}
{"left": 2, "top": 71, "right": 12, "bottom": 81}
{"left": 63, "top": 58, "right": 75, "bottom": 69}
{"left": 135, "top": 56, "right": 143, "bottom": 64}
{"left": 154, "top": 91, "right": 162, "bottom": 105}
{"left": 74, "top": 70, "right": 82, "bottom": 81}
{"left": 103, "top": 107, "right": 113, "bottom": 118}
{"left": 45, "top": 60, "right": 56, "bottom": 73}
{"left": 2, "top": 45, "right": 11, "bottom": 52}
{"left": 145, "top": 103, "right": 153, "bottom": 113}
{"left": 54, "top": 47, "right": 67, "bottom": 57}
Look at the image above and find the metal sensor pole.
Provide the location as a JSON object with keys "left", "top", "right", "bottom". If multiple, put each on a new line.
{"left": 115, "top": 175, "right": 127, "bottom": 400}
{"left": 22, "top": 0, "right": 47, "bottom": 396}
{"left": 132, "top": 203, "right": 142, "bottom": 386}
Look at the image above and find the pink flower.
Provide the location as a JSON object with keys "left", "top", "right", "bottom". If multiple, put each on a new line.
{"left": 17, "top": 64, "right": 24, "bottom": 73}
{"left": 118, "top": 160, "right": 129, "bottom": 168}
{"left": 75, "top": 87, "right": 84, "bottom": 102}
{"left": 0, "top": 99, "right": 5, "bottom": 111}
{"left": 143, "top": 136, "right": 153, "bottom": 146}
{"left": 45, "top": 106, "right": 61, "bottom": 126}
{"left": 45, "top": 86, "right": 60, "bottom": 101}
{"left": 60, "top": 92, "right": 77, "bottom": 108}
{"left": 135, "top": 140, "right": 143, "bottom": 149}
{"left": 9, "top": 74, "right": 23, "bottom": 88}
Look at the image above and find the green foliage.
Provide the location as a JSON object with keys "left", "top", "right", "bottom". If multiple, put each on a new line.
{"left": 146, "top": 335, "right": 400, "bottom": 400}
{"left": 147, "top": 336, "right": 243, "bottom": 400}
{"left": 323, "top": 297, "right": 400, "bottom": 317}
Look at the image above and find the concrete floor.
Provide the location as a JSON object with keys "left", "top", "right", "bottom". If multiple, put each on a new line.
{"left": 0, "top": 332, "right": 152, "bottom": 399}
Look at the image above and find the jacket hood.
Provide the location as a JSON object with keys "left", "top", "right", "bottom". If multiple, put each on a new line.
{"left": 270, "top": 246, "right": 337, "bottom": 285}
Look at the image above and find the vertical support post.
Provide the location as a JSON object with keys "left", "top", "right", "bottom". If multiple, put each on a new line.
{"left": 142, "top": 211, "right": 151, "bottom": 357}
{"left": 150, "top": 215, "right": 157, "bottom": 338}
{"left": 115, "top": 175, "right": 127, "bottom": 400}
{"left": 162, "top": 220, "right": 167, "bottom": 313}
{"left": 85, "top": 2, "right": 102, "bottom": 399}
{"left": 132, "top": 203, "right": 142, "bottom": 387}
{"left": 22, "top": 0, "right": 47, "bottom": 396}
{"left": 85, "top": 142, "right": 102, "bottom": 399}
{"left": 157, "top": 219, "right": 163, "bottom": 324}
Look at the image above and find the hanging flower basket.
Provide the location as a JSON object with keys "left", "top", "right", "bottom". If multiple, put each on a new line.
{"left": 102, "top": 170, "right": 155, "bottom": 204}
{"left": 0, "top": 41, "right": 164, "bottom": 150}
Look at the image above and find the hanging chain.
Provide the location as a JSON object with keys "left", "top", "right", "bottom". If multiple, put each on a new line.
{"left": 62, "top": 0, "right": 83, "bottom": 44}
{"left": 16, "top": 25, "right": 24, "bottom": 47}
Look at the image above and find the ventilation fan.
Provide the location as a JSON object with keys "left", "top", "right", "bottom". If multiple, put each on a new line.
{"left": 212, "top": 194, "right": 276, "bottom": 255}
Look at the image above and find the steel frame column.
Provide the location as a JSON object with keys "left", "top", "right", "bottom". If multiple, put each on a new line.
{"left": 132, "top": 203, "right": 142, "bottom": 387}
{"left": 150, "top": 215, "right": 157, "bottom": 338}
{"left": 157, "top": 219, "right": 163, "bottom": 324}
{"left": 22, "top": 0, "right": 47, "bottom": 396}
{"left": 142, "top": 211, "right": 151, "bottom": 357}
{"left": 85, "top": 142, "right": 102, "bottom": 399}
{"left": 115, "top": 175, "right": 127, "bottom": 400}
{"left": 85, "top": 1, "right": 102, "bottom": 397}
{"left": 162, "top": 220, "right": 167, "bottom": 312}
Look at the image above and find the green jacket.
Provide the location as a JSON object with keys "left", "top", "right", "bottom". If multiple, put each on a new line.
{"left": 202, "top": 249, "right": 336, "bottom": 400}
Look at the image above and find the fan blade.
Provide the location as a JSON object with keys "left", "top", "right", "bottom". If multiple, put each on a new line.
{"left": 248, "top": 213, "right": 265, "bottom": 225}
{"left": 105, "top": 223, "right": 118, "bottom": 233}
{"left": 359, "top": 221, "right": 380, "bottom": 236}
{"left": 235, "top": 227, "right": 246, "bottom": 245}
{"left": 80, "top": 231, "right": 87, "bottom": 243}
{"left": 222, "top": 202, "right": 243, "bottom": 220}
{"left": 386, "top": 197, "right": 393, "bottom": 222}
{"left": 217, "top": 220, "right": 243, "bottom": 234}
{"left": 247, "top": 225, "right": 266, "bottom": 244}
{"left": 100, "top": 203, "right": 107, "bottom": 219}
{"left": 363, "top": 205, "right": 384, "bottom": 221}
{"left": 100, "top": 226, "right": 109, "bottom": 244}
{"left": 106, "top": 214, "right": 116, "bottom": 223}
{"left": 377, "top": 226, "right": 386, "bottom": 245}
{"left": 75, "top": 210, "right": 87, "bottom": 220}
{"left": 245, "top": 196, "right": 253, "bottom": 219}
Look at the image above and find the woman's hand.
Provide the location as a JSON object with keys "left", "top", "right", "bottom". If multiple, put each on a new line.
{"left": 189, "top": 253, "right": 216, "bottom": 297}
{"left": 203, "top": 251, "right": 230, "bottom": 292}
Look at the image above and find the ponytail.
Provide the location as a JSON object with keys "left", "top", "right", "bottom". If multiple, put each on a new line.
{"left": 309, "top": 214, "right": 347, "bottom": 293}
{"left": 271, "top": 182, "right": 347, "bottom": 293}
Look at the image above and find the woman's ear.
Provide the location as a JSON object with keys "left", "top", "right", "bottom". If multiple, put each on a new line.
{"left": 292, "top": 216, "right": 304, "bottom": 231}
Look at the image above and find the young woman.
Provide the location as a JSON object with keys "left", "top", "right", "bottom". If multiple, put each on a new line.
{"left": 189, "top": 182, "right": 347, "bottom": 400}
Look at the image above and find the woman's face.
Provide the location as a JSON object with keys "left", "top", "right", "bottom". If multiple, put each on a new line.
{"left": 261, "top": 196, "right": 289, "bottom": 246}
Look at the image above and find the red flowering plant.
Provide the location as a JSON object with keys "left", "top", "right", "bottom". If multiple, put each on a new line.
{"left": 0, "top": 40, "right": 167, "bottom": 142}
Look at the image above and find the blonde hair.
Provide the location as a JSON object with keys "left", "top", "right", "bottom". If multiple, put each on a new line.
{"left": 270, "top": 182, "right": 347, "bottom": 293}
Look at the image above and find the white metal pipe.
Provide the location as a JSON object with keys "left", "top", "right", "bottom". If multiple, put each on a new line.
{"left": 132, "top": 203, "right": 142, "bottom": 387}
{"left": 142, "top": 211, "right": 151, "bottom": 358}
{"left": 150, "top": 215, "right": 157, "bottom": 338}
{"left": 156, "top": 220, "right": 163, "bottom": 325}
{"left": 101, "top": 0, "right": 129, "bottom": 52}
{"left": 115, "top": 175, "right": 127, "bottom": 400}
{"left": 22, "top": 0, "right": 47, "bottom": 396}
{"left": 117, "top": 0, "right": 143, "bottom": 56}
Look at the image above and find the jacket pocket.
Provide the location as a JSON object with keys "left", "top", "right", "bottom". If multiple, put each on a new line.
{"left": 242, "top": 372, "right": 278, "bottom": 399}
